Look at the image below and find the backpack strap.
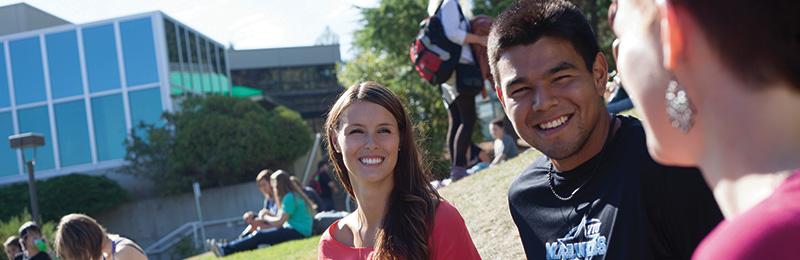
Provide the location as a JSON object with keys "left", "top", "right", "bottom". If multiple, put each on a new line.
{"left": 455, "top": 1, "right": 466, "bottom": 24}
{"left": 434, "top": 0, "right": 469, "bottom": 28}
{"left": 433, "top": 0, "right": 442, "bottom": 16}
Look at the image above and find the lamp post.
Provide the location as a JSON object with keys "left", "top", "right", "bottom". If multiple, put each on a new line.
{"left": 9, "top": 133, "right": 45, "bottom": 225}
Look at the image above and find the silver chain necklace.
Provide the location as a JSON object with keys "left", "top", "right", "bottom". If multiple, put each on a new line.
{"left": 547, "top": 161, "right": 599, "bottom": 201}
{"left": 547, "top": 117, "right": 616, "bottom": 201}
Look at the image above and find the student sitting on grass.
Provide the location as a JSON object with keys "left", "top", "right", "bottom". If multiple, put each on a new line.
{"left": 212, "top": 170, "right": 317, "bottom": 257}
{"left": 467, "top": 148, "right": 492, "bottom": 175}
{"left": 238, "top": 169, "right": 279, "bottom": 238}
{"left": 488, "top": 118, "right": 518, "bottom": 167}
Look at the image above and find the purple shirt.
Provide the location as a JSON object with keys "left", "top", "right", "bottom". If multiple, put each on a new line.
{"left": 693, "top": 170, "right": 800, "bottom": 259}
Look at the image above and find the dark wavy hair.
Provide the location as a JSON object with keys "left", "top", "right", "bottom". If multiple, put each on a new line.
{"left": 324, "top": 81, "right": 441, "bottom": 259}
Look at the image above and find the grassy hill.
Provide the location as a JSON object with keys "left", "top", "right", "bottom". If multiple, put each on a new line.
{"left": 188, "top": 150, "right": 540, "bottom": 259}
{"left": 439, "top": 150, "right": 536, "bottom": 259}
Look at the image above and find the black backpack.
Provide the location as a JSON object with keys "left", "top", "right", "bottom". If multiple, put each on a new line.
{"left": 410, "top": 3, "right": 463, "bottom": 85}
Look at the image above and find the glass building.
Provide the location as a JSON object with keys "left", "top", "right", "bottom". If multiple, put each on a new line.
{"left": 229, "top": 45, "right": 343, "bottom": 131}
{"left": 0, "top": 11, "right": 230, "bottom": 184}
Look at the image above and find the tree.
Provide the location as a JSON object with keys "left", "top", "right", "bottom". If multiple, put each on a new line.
{"left": 123, "top": 95, "right": 313, "bottom": 195}
{"left": 341, "top": 0, "right": 615, "bottom": 178}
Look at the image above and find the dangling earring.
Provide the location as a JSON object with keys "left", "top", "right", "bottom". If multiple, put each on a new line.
{"left": 665, "top": 79, "right": 695, "bottom": 133}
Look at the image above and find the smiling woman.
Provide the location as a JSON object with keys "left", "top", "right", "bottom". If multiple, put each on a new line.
{"left": 319, "top": 81, "right": 480, "bottom": 259}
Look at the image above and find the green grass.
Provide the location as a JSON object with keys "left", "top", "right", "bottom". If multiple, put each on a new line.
{"left": 439, "top": 149, "right": 538, "bottom": 259}
{"left": 187, "top": 236, "right": 320, "bottom": 260}
{"left": 186, "top": 151, "right": 543, "bottom": 259}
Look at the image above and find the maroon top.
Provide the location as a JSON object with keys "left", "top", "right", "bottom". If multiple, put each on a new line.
{"left": 318, "top": 200, "right": 481, "bottom": 260}
{"left": 693, "top": 170, "right": 800, "bottom": 259}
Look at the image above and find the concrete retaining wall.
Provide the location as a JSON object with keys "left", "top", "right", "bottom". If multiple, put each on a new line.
{"left": 95, "top": 180, "right": 264, "bottom": 248}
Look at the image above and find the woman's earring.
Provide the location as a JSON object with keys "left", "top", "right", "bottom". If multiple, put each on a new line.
{"left": 665, "top": 80, "right": 695, "bottom": 133}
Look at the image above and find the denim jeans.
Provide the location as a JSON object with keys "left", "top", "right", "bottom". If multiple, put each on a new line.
{"left": 221, "top": 227, "right": 304, "bottom": 255}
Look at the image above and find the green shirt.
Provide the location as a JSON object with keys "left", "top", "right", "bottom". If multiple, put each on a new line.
{"left": 282, "top": 192, "right": 313, "bottom": 236}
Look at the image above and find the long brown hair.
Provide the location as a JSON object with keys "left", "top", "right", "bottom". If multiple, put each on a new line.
{"left": 271, "top": 170, "right": 317, "bottom": 215}
{"left": 54, "top": 214, "right": 107, "bottom": 260}
{"left": 324, "top": 81, "right": 441, "bottom": 259}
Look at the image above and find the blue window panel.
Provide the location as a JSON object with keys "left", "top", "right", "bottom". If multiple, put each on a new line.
{"left": 129, "top": 88, "right": 163, "bottom": 128}
{"left": 220, "top": 75, "right": 231, "bottom": 94}
{"left": 46, "top": 30, "right": 84, "bottom": 99}
{"left": 17, "top": 106, "right": 55, "bottom": 171}
{"left": 10, "top": 37, "right": 46, "bottom": 105}
{"left": 54, "top": 100, "right": 91, "bottom": 167}
{"left": 0, "top": 44, "right": 9, "bottom": 108}
{"left": 83, "top": 24, "right": 121, "bottom": 93}
{"left": 120, "top": 18, "right": 159, "bottom": 86}
{"left": 91, "top": 94, "right": 126, "bottom": 161}
{"left": 0, "top": 112, "right": 18, "bottom": 176}
{"left": 192, "top": 72, "right": 202, "bottom": 93}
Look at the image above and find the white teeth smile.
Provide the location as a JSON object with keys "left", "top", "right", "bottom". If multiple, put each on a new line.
{"left": 539, "top": 115, "right": 568, "bottom": 130}
{"left": 360, "top": 157, "right": 384, "bottom": 165}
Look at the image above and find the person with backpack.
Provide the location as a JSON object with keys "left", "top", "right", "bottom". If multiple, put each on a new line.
{"left": 428, "top": 0, "right": 487, "bottom": 182}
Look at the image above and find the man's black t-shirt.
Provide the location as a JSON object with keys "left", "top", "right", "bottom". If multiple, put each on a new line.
{"left": 27, "top": 252, "right": 51, "bottom": 260}
{"left": 508, "top": 116, "right": 723, "bottom": 260}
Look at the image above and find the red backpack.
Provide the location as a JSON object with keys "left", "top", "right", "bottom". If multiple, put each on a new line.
{"left": 410, "top": 3, "right": 463, "bottom": 85}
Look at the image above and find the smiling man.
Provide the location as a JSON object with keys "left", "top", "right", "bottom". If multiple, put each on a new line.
{"left": 487, "top": 0, "right": 723, "bottom": 259}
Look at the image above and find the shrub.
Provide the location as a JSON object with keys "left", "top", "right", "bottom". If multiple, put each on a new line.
{"left": 0, "top": 174, "right": 127, "bottom": 223}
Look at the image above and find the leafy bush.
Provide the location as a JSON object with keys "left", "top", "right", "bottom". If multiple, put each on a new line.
{"left": 0, "top": 174, "right": 128, "bottom": 223}
{"left": 124, "top": 95, "right": 313, "bottom": 195}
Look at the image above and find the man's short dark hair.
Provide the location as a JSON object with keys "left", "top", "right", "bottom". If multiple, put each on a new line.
{"left": 491, "top": 118, "right": 505, "bottom": 128}
{"left": 318, "top": 161, "right": 328, "bottom": 169}
{"left": 488, "top": 0, "right": 599, "bottom": 85}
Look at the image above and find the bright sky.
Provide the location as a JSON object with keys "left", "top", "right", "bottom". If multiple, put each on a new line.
{"left": 0, "top": 0, "right": 379, "bottom": 60}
